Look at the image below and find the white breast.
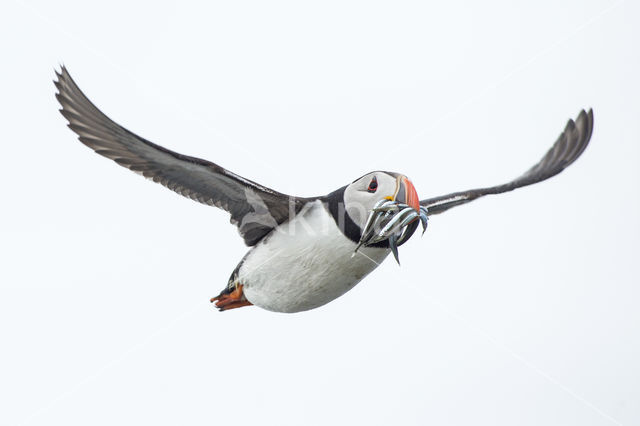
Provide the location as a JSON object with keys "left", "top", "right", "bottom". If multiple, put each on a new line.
{"left": 239, "top": 200, "right": 390, "bottom": 313}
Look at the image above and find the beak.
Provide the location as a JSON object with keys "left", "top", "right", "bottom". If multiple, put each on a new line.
{"left": 392, "top": 175, "right": 420, "bottom": 211}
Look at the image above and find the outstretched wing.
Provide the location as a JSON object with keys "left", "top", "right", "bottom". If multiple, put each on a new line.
{"left": 55, "top": 66, "right": 306, "bottom": 246}
{"left": 420, "top": 109, "right": 594, "bottom": 215}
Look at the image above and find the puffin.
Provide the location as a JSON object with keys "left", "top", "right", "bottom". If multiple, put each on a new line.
{"left": 54, "top": 67, "right": 594, "bottom": 313}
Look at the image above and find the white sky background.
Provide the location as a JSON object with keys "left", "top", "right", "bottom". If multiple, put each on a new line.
{"left": 1, "top": 0, "right": 639, "bottom": 425}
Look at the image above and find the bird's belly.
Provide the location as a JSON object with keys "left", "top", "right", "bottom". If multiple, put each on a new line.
{"left": 238, "top": 202, "right": 389, "bottom": 313}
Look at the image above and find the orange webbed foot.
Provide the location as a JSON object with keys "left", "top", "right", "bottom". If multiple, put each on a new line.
{"left": 210, "top": 284, "right": 253, "bottom": 311}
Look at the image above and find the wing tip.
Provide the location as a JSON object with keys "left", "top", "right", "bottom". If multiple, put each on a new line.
{"left": 586, "top": 107, "right": 594, "bottom": 143}
{"left": 418, "top": 107, "right": 596, "bottom": 216}
{"left": 573, "top": 107, "right": 595, "bottom": 160}
{"left": 53, "top": 64, "right": 69, "bottom": 92}
{"left": 553, "top": 108, "right": 594, "bottom": 172}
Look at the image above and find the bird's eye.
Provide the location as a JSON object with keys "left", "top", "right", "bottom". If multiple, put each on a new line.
{"left": 367, "top": 176, "right": 378, "bottom": 193}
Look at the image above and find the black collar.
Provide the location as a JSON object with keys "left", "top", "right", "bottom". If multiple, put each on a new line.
{"left": 323, "top": 186, "right": 389, "bottom": 248}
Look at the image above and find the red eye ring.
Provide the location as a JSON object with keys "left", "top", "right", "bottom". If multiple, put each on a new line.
{"left": 367, "top": 176, "right": 378, "bottom": 193}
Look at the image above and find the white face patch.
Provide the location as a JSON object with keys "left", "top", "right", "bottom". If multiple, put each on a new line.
{"left": 343, "top": 171, "right": 399, "bottom": 229}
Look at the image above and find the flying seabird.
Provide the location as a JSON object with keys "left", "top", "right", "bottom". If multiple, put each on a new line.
{"left": 54, "top": 67, "right": 593, "bottom": 313}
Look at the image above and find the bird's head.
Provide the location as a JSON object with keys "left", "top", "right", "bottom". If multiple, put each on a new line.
{"left": 343, "top": 171, "right": 427, "bottom": 262}
{"left": 344, "top": 171, "right": 420, "bottom": 225}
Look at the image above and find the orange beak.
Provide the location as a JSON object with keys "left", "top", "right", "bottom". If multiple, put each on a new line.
{"left": 393, "top": 176, "right": 420, "bottom": 211}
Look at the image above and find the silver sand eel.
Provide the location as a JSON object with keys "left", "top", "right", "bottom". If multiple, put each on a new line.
{"left": 354, "top": 199, "right": 428, "bottom": 264}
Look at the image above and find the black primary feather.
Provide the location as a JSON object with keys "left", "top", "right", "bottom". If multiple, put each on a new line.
{"left": 54, "top": 66, "right": 311, "bottom": 246}
{"left": 420, "top": 109, "right": 594, "bottom": 215}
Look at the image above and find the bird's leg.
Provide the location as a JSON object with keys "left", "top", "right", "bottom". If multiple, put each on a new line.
{"left": 210, "top": 284, "right": 253, "bottom": 311}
